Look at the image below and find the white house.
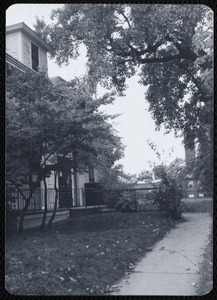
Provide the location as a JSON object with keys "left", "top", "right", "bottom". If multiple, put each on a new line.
{"left": 6, "top": 22, "right": 52, "bottom": 73}
{"left": 6, "top": 22, "right": 100, "bottom": 212}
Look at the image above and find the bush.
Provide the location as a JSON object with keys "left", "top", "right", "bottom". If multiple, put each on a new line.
{"left": 102, "top": 189, "right": 123, "bottom": 208}
{"left": 147, "top": 170, "right": 183, "bottom": 219}
{"left": 114, "top": 190, "right": 138, "bottom": 212}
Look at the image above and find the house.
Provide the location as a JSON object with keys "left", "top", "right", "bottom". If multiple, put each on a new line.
{"left": 6, "top": 22, "right": 52, "bottom": 73}
{"left": 6, "top": 22, "right": 101, "bottom": 219}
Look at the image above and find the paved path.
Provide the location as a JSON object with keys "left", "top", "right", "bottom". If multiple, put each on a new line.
{"left": 110, "top": 213, "right": 212, "bottom": 296}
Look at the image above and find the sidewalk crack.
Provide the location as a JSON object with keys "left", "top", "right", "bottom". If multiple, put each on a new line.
{"left": 165, "top": 249, "right": 198, "bottom": 267}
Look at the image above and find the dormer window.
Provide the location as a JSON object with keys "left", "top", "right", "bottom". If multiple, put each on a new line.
{"left": 31, "top": 42, "right": 39, "bottom": 71}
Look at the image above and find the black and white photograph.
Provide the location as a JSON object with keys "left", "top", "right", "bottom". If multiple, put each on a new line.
{"left": 5, "top": 3, "right": 213, "bottom": 296}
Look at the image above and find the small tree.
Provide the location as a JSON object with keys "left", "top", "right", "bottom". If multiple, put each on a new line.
{"left": 149, "top": 164, "right": 184, "bottom": 219}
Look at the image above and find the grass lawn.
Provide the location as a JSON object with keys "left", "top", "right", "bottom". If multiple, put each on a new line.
{"left": 5, "top": 211, "right": 180, "bottom": 296}
{"left": 181, "top": 198, "right": 213, "bottom": 213}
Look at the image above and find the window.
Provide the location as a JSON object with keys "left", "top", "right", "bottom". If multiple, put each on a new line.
{"left": 29, "top": 174, "right": 40, "bottom": 188}
{"left": 31, "top": 43, "right": 39, "bottom": 71}
{"left": 188, "top": 180, "right": 194, "bottom": 189}
{"left": 89, "top": 166, "right": 95, "bottom": 183}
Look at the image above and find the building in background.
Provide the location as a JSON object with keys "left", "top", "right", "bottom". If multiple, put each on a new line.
{"left": 184, "top": 143, "right": 199, "bottom": 198}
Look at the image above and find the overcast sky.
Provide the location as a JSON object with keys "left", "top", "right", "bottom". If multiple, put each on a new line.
{"left": 6, "top": 4, "right": 185, "bottom": 175}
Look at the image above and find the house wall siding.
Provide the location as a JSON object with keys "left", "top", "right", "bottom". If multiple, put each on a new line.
{"left": 6, "top": 32, "right": 21, "bottom": 61}
{"left": 21, "top": 32, "right": 48, "bottom": 71}
{"left": 21, "top": 33, "right": 31, "bottom": 68}
{"left": 94, "top": 169, "right": 99, "bottom": 182}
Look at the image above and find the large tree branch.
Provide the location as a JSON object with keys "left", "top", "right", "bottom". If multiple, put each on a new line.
{"left": 119, "top": 11, "right": 132, "bottom": 29}
{"left": 107, "top": 35, "right": 199, "bottom": 65}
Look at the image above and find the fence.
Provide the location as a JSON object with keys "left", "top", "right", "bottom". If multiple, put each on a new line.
{"left": 7, "top": 186, "right": 159, "bottom": 214}
{"left": 7, "top": 188, "right": 85, "bottom": 214}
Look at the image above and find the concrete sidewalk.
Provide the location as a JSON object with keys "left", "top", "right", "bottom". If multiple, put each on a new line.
{"left": 110, "top": 213, "right": 212, "bottom": 296}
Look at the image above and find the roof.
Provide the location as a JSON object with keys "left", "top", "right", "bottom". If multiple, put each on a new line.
{"left": 6, "top": 53, "right": 37, "bottom": 74}
{"left": 6, "top": 22, "right": 53, "bottom": 52}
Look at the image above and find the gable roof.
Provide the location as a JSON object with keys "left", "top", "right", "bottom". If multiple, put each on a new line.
{"left": 6, "top": 22, "right": 53, "bottom": 52}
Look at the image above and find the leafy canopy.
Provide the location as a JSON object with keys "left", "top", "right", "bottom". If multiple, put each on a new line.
{"left": 34, "top": 4, "right": 213, "bottom": 194}
{"left": 6, "top": 68, "right": 124, "bottom": 187}
{"left": 34, "top": 4, "right": 213, "bottom": 145}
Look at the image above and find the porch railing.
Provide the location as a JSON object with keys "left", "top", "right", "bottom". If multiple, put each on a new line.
{"left": 7, "top": 188, "right": 85, "bottom": 214}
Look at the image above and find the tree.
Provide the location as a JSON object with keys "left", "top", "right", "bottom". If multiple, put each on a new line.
{"left": 34, "top": 4, "right": 213, "bottom": 193}
{"left": 6, "top": 68, "right": 123, "bottom": 232}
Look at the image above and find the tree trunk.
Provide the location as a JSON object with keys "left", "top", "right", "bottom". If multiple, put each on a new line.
{"left": 40, "top": 177, "right": 48, "bottom": 231}
{"left": 18, "top": 176, "right": 40, "bottom": 233}
{"left": 19, "top": 196, "right": 32, "bottom": 233}
{"left": 48, "top": 171, "right": 59, "bottom": 228}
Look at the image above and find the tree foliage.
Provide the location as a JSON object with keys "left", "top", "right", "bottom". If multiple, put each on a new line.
{"left": 148, "top": 163, "right": 184, "bottom": 219}
{"left": 34, "top": 4, "right": 213, "bottom": 193}
{"left": 6, "top": 68, "right": 123, "bottom": 231}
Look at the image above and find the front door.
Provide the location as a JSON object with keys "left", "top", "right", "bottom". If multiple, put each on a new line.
{"left": 58, "top": 169, "right": 73, "bottom": 208}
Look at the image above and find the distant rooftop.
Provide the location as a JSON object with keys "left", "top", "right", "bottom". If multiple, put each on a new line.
{"left": 6, "top": 22, "right": 53, "bottom": 52}
{"left": 50, "top": 76, "right": 67, "bottom": 85}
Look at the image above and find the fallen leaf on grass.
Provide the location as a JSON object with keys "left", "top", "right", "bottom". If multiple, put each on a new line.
{"left": 97, "top": 252, "right": 105, "bottom": 256}
{"left": 41, "top": 271, "right": 45, "bottom": 275}
{"left": 69, "top": 277, "right": 77, "bottom": 282}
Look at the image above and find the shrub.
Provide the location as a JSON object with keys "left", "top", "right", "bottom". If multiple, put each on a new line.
{"left": 148, "top": 168, "right": 183, "bottom": 219}
{"left": 114, "top": 190, "right": 138, "bottom": 212}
